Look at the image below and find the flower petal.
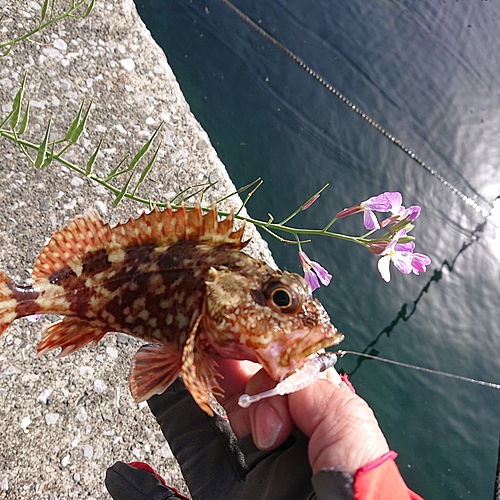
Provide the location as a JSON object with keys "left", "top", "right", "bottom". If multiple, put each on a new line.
{"left": 363, "top": 210, "right": 380, "bottom": 230}
{"left": 377, "top": 255, "right": 392, "bottom": 282}
{"left": 395, "top": 241, "right": 415, "bottom": 252}
{"left": 298, "top": 250, "right": 310, "bottom": 267}
{"left": 362, "top": 193, "right": 392, "bottom": 212}
{"left": 392, "top": 252, "right": 414, "bottom": 275}
{"left": 385, "top": 192, "right": 403, "bottom": 213}
{"left": 411, "top": 253, "right": 431, "bottom": 274}
{"left": 402, "top": 205, "right": 421, "bottom": 221}
{"left": 310, "top": 261, "right": 332, "bottom": 286}
{"left": 304, "top": 268, "right": 320, "bottom": 292}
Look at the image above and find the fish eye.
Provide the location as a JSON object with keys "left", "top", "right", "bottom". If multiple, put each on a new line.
{"left": 263, "top": 278, "right": 303, "bottom": 314}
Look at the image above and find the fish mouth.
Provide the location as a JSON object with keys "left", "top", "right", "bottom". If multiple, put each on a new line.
{"left": 254, "top": 325, "right": 344, "bottom": 381}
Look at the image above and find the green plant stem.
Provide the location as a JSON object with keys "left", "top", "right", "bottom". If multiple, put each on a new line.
{"left": 1, "top": 1, "right": 93, "bottom": 53}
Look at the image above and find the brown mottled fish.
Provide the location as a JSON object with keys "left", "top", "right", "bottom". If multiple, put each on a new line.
{"left": 0, "top": 204, "right": 343, "bottom": 414}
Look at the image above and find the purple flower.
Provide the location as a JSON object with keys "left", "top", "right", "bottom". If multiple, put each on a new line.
{"left": 337, "top": 192, "right": 403, "bottom": 230}
{"left": 377, "top": 229, "right": 431, "bottom": 282}
{"left": 380, "top": 198, "right": 421, "bottom": 228}
{"left": 298, "top": 250, "right": 332, "bottom": 292}
{"left": 359, "top": 193, "right": 394, "bottom": 230}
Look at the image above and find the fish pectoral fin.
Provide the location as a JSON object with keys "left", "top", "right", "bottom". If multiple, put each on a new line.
{"left": 37, "top": 317, "right": 107, "bottom": 358}
{"left": 181, "top": 316, "right": 223, "bottom": 416}
{"left": 129, "top": 344, "right": 182, "bottom": 403}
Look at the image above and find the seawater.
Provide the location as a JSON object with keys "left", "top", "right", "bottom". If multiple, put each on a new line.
{"left": 134, "top": 1, "right": 500, "bottom": 498}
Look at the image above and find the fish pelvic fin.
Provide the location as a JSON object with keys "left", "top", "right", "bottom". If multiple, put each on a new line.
{"left": 181, "top": 314, "right": 223, "bottom": 416}
{"left": 129, "top": 344, "right": 182, "bottom": 402}
{"left": 37, "top": 316, "right": 107, "bottom": 357}
{"left": 0, "top": 272, "right": 18, "bottom": 336}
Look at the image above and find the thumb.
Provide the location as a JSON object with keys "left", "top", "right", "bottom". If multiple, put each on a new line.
{"left": 288, "top": 379, "right": 389, "bottom": 474}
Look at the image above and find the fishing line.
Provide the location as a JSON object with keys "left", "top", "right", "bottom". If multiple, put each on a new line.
{"left": 217, "top": 0, "right": 493, "bottom": 220}
{"left": 338, "top": 350, "right": 500, "bottom": 390}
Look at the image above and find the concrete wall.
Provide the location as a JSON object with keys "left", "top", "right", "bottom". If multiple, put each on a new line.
{"left": 0, "top": 1, "right": 273, "bottom": 497}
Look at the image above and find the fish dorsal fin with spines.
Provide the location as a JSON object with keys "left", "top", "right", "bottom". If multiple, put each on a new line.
{"left": 32, "top": 203, "right": 247, "bottom": 282}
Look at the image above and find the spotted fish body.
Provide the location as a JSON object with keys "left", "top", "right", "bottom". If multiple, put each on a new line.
{"left": 0, "top": 204, "right": 343, "bottom": 414}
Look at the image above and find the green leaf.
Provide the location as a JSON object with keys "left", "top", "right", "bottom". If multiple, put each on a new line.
{"left": 0, "top": 43, "right": 13, "bottom": 58}
{"left": 35, "top": 119, "right": 52, "bottom": 169}
{"left": 111, "top": 124, "right": 163, "bottom": 206}
{"left": 64, "top": 100, "right": 92, "bottom": 144}
{"left": 41, "top": 141, "right": 56, "bottom": 168}
{"left": 69, "top": 100, "right": 92, "bottom": 143}
{"left": 86, "top": 134, "right": 104, "bottom": 175}
{"left": 64, "top": 100, "right": 85, "bottom": 142}
{"left": 104, "top": 155, "right": 129, "bottom": 182}
{"left": 39, "top": 0, "right": 50, "bottom": 25}
{"left": 112, "top": 166, "right": 137, "bottom": 208}
{"left": 131, "top": 142, "right": 161, "bottom": 196}
{"left": 10, "top": 73, "right": 27, "bottom": 130}
{"left": 127, "top": 123, "right": 163, "bottom": 174}
{"left": 17, "top": 101, "right": 30, "bottom": 135}
{"left": 84, "top": 0, "right": 96, "bottom": 17}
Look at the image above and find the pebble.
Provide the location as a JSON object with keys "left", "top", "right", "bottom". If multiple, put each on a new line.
{"left": 120, "top": 58, "right": 135, "bottom": 71}
{"left": 0, "top": 477, "right": 8, "bottom": 491}
{"left": 20, "top": 416, "right": 31, "bottom": 431}
{"left": 93, "top": 379, "right": 107, "bottom": 393}
{"left": 61, "top": 455, "right": 70, "bottom": 468}
{"left": 82, "top": 444, "right": 93, "bottom": 460}
{"left": 53, "top": 38, "right": 67, "bottom": 51}
{"left": 37, "top": 388, "right": 53, "bottom": 404}
{"left": 45, "top": 413, "right": 60, "bottom": 426}
{"left": 95, "top": 200, "right": 107, "bottom": 214}
{"left": 115, "top": 124, "right": 128, "bottom": 135}
{"left": 106, "top": 346, "right": 118, "bottom": 359}
{"left": 42, "top": 47, "right": 61, "bottom": 58}
{"left": 160, "top": 443, "right": 173, "bottom": 459}
{"left": 116, "top": 333, "right": 131, "bottom": 344}
{"left": 77, "top": 407, "right": 87, "bottom": 422}
{"left": 91, "top": 446, "right": 103, "bottom": 461}
{"left": 0, "top": 78, "right": 12, "bottom": 88}
{"left": 78, "top": 365, "right": 94, "bottom": 377}
{"left": 209, "top": 172, "right": 220, "bottom": 184}
{"left": 0, "top": 366, "right": 16, "bottom": 378}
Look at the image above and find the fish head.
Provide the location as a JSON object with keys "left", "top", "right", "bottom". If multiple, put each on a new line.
{"left": 204, "top": 267, "right": 344, "bottom": 381}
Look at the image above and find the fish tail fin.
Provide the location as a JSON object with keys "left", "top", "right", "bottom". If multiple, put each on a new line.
{"left": 0, "top": 271, "right": 18, "bottom": 336}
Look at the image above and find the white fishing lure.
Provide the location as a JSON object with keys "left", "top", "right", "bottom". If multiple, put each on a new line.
{"left": 238, "top": 352, "right": 343, "bottom": 408}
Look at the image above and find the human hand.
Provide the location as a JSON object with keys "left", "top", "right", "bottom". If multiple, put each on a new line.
{"left": 216, "top": 358, "right": 390, "bottom": 475}
{"left": 106, "top": 358, "right": 392, "bottom": 500}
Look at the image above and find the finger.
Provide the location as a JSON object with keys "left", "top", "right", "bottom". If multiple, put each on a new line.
{"left": 215, "top": 359, "right": 261, "bottom": 439}
{"left": 288, "top": 378, "right": 389, "bottom": 474}
{"left": 246, "top": 369, "right": 295, "bottom": 450}
{"left": 216, "top": 358, "right": 261, "bottom": 399}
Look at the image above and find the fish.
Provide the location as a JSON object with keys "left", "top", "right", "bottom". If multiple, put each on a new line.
{"left": 0, "top": 204, "right": 344, "bottom": 414}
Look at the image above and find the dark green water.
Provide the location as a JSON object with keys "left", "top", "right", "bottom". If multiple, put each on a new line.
{"left": 134, "top": 1, "right": 500, "bottom": 498}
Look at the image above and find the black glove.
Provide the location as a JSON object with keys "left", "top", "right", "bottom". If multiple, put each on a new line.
{"left": 106, "top": 460, "right": 187, "bottom": 500}
{"left": 106, "top": 378, "right": 354, "bottom": 500}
